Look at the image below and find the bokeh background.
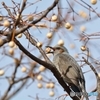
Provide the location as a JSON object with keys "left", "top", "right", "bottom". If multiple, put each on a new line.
{"left": 0, "top": 0, "right": 100, "bottom": 100}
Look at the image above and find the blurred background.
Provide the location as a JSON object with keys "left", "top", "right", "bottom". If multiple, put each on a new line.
{"left": 0, "top": 0, "right": 100, "bottom": 100}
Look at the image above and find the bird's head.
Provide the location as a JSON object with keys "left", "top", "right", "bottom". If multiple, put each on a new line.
{"left": 46, "top": 45, "right": 69, "bottom": 55}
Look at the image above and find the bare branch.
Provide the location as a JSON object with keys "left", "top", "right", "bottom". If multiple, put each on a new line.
{"left": 82, "top": 57, "right": 100, "bottom": 100}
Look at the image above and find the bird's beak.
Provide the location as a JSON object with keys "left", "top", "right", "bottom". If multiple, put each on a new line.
{"left": 45, "top": 46, "right": 55, "bottom": 54}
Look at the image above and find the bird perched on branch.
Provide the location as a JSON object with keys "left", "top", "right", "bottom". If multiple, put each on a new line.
{"left": 46, "top": 45, "right": 89, "bottom": 100}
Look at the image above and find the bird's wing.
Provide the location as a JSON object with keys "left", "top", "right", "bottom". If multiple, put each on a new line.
{"left": 57, "top": 53, "right": 85, "bottom": 86}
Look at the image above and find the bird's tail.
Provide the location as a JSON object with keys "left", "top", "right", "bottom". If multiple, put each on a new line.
{"left": 69, "top": 83, "right": 89, "bottom": 100}
{"left": 80, "top": 82, "right": 89, "bottom": 100}
{"left": 69, "top": 83, "right": 82, "bottom": 98}
{"left": 81, "top": 86, "right": 89, "bottom": 100}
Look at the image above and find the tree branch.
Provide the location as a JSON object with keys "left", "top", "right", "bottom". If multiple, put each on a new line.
{"left": 82, "top": 57, "right": 100, "bottom": 100}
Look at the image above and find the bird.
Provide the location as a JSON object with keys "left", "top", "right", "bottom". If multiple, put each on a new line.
{"left": 46, "top": 45, "right": 89, "bottom": 100}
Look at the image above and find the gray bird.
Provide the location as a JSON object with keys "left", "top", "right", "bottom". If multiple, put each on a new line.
{"left": 46, "top": 45, "right": 89, "bottom": 99}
